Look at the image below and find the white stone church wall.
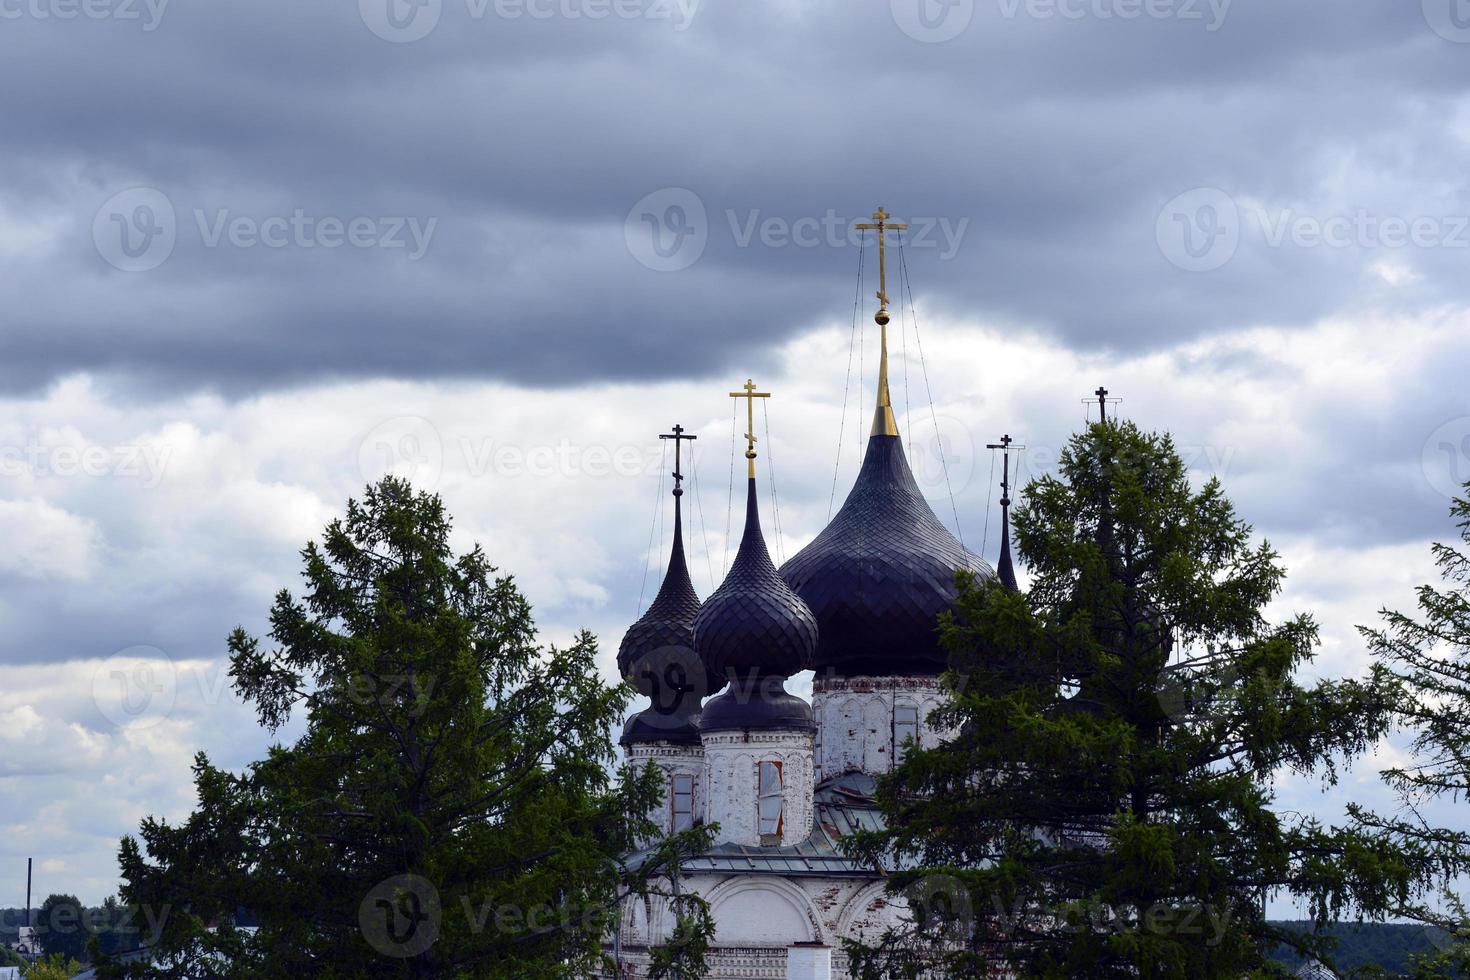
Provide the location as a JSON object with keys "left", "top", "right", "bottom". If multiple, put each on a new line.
{"left": 606, "top": 873, "right": 910, "bottom": 979}
{"left": 624, "top": 741, "right": 705, "bottom": 842}
{"left": 700, "top": 729, "right": 815, "bottom": 847}
{"left": 811, "top": 675, "right": 954, "bottom": 780}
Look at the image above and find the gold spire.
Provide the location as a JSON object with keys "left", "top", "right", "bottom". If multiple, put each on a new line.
{"left": 855, "top": 206, "right": 908, "bottom": 437}
{"left": 729, "top": 378, "right": 771, "bottom": 478}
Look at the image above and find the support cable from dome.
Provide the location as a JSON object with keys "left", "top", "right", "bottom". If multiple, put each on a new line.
{"left": 688, "top": 437, "right": 716, "bottom": 593}
{"left": 897, "top": 228, "right": 913, "bottom": 449}
{"left": 635, "top": 438, "right": 669, "bottom": 616}
{"left": 899, "top": 241, "right": 966, "bottom": 549}
{"left": 828, "top": 233, "right": 867, "bottom": 520}
{"left": 761, "top": 397, "right": 785, "bottom": 566}
{"left": 724, "top": 396, "right": 736, "bottom": 575}
{"left": 982, "top": 448, "right": 996, "bottom": 556}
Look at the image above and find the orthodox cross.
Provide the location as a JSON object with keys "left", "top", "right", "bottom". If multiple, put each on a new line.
{"left": 985, "top": 434, "right": 1026, "bottom": 508}
{"left": 728, "top": 379, "right": 771, "bottom": 478}
{"left": 659, "top": 423, "right": 697, "bottom": 498}
{"left": 855, "top": 206, "right": 908, "bottom": 436}
{"left": 855, "top": 206, "right": 909, "bottom": 320}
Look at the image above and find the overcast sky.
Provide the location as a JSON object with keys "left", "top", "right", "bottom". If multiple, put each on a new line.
{"left": 3, "top": 0, "right": 1470, "bottom": 925}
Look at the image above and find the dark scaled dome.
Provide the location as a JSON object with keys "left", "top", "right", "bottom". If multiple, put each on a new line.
{"left": 618, "top": 479, "right": 722, "bottom": 746}
{"left": 694, "top": 477, "right": 817, "bottom": 730}
{"left": 780, "top": 431, "right": 993, "bottom": 676}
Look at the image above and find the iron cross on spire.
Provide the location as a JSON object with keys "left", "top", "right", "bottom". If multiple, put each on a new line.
{"left": 985, "top": 434, "right": 1026, "bottom": 507}
{"left": 659, "top": 424, "right": 697, "bottom": 498}
{"left": 728, "top": 379, "right": 770, "bottom": 479}
{"left": 1084, "top": 385, "right": 1119, "bottom": 423}
{"left": 855, "top": 206, "right": 909, "bottom": 437}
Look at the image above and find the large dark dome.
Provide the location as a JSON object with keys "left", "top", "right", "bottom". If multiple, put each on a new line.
{"left": 694, "top": 478, "right": 817, "bottom": 686}
{"left": 780, "top": 432, "right": 992, "bottom": 676}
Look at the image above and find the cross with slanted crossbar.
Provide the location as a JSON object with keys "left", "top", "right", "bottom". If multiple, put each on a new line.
{"left": 659, "top": 424, "right": 697, "bottom": 497}
{"left": 854, "top": 206, "right": 909, "bottom": 317}
{"left": 728, "top": 379, "right": 770, "bottom": 478}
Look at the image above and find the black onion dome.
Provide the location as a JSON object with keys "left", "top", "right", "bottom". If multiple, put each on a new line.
{"left": 694, "top": 478, "right": 817, "bottom": 685}
{"left": 618, "top": 503, "right": 721, "bottom": 746}
{"left": 780, "top": 432, "right": 993, "bottom": 676}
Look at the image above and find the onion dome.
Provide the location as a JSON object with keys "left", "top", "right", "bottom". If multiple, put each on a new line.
{"left": 781, "top": 431, "right": 991, "bottom": 675}
{"left": 780, "top": 268, "right": 991, "bottom": 676}
{"left": 695, "top": 477, "right": 818, "bottom": 731}
{"left": 618, "top": 427, "right": 721, "bottom": 746}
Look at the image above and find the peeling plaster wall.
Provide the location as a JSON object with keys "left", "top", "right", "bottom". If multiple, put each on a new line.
{"left": 625, "top": 741, "right": 705, "bottom": 841}
{"left": 700, "top": 729, "right": 815, "bottom": 847}
{"left": 811, "top": 675, "right": 953, "bottom": 780}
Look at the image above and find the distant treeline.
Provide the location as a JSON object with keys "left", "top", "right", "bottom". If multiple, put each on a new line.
{"left": 0, "top": 899, "right": 147, "bottom": 965}
{"left": 0, "top": 908, "right": 1444, "bottom": 973}
{"left": 1268, "top": 921, "right": 1443, "bottom": 975}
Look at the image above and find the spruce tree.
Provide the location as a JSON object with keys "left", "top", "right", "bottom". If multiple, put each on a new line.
{"left": 847, "top": 420, "right": 1441, "bottom": 979}
{"left": 1357, "top": 488, "right": 1470, "bottom": 977}
{"left": 108, "top": 477, "right": 712, "bottom": 979}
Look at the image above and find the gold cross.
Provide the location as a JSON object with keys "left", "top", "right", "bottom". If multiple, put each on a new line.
{"left": 854, "top": 206, "right": 908, "bottom": 436}
{"left": 728, "top": 378, "right": 771, "bottom": 478}
{"left": 854, "top": 206, "right": 909, "bottom": 318}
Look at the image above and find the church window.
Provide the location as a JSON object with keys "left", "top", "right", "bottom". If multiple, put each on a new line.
{"left": 757, "top": 761, "right": 784, "bottom": 836}
{"left": 894, "top": 705, "right": 920, "bottom": 764}
{"left": 671, "top": 774, "right": 694, "bottom": 832}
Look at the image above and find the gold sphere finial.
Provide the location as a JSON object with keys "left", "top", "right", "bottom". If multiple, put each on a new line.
{"left": 874, "top": 306, "right": 891, "bottom": 327}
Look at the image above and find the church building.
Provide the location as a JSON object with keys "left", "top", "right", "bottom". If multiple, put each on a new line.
{"left": 608, "top": 210, "right": 1015, "bottom": 979}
